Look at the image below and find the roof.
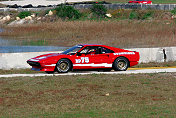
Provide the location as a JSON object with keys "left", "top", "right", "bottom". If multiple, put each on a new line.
{"left": 78, "top": 44, "right": 106, "bottom": 47}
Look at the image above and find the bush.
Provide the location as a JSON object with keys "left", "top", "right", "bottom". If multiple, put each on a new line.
{"left": 129, "top": 10, "right": 138, "bottom": 19}
{"left": 129, "top": 10, "right": 154, "bottom": 20}
{"left": 171, "top": 8, "right": 176, "bottom": 15}
{"left": 90, "top": 4, "right": 107, "bottom": 18}
{"left": 142, "top": 11, "right": 154, "bottom": 20}
{"left": 18, "top": 11, "right": 31, "bottom": 19}
{"left": 55, "top": 5, "right": 81, "bottom": 20}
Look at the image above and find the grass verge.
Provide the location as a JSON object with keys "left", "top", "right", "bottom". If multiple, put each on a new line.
{"left": 0, "top": 73, "right": 176, "bottom": 117}
{"left": 0, "top": 61, "right": 175, "bottom": 74}
{"left": 133, "top": 61, "right": 176, "bottom": 68}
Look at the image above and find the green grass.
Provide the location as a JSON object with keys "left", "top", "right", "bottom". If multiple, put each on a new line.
{"left": 0, "top": 73, "right": 176, "bottom": 117}
{"left": 0, "top": 69, "right": 39, "bottom": 74}
{"left": 133, "top": 61, "right": 176, "bottom": 68}
{"left": 151, "top": 0, "right": 176, "bottom": 4}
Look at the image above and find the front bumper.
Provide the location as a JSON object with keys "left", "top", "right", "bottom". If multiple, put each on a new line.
{"left": 27, "top": 61, "right": 41, "bottom": 67}
{"left": 27, "top": 61, "right": 56, "bottom": 72}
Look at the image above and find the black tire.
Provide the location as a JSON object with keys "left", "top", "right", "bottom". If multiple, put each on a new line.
{"left": 56, "top": 59, "right": 71, "bottom": 73}
{"left": 113, "top": 57, "right": 129, "bottom": 71}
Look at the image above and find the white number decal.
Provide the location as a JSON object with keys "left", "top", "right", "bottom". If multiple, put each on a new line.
{"left": 85, "top": 57, "right": 89, "bottom": 63}
{"left": 75, "top": 59, "right": 81, "bottom": 63}
{"left": 75, "top": 57, "right": 89, "bottom": 63}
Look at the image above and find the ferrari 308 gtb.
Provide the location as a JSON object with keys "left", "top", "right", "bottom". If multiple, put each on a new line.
{"left": 27, "top": 44, "right": 140, "bottom": 73}
{"left": 128, "top": 0, "right": 152, "bottom": 4}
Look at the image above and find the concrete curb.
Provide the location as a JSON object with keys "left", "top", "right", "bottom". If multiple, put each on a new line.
{"left": 0, "top": 47, "right": 175, "bottom": 69}
{"left": 0, "top": 4, "right": 176, "bottom": 12}
{"left": 0, "top": 51, "right": 61, "bottom": 69}
{"left": 127, "top": 46, "right": 176, "bottom": 63}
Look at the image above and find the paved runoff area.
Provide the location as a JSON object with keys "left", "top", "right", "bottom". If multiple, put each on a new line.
{"left": 0, "top": 0, "right": 93, "bottom": 6}
{"left": 0, "top": 67, "right": 176, "bottom": 78}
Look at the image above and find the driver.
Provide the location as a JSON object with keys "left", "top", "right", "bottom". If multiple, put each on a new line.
{"left": 88, "top": 49, "right": 96, "bottom": 54}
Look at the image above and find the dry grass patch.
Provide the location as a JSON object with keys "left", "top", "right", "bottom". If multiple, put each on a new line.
{"left": 1, "top": 20, "right": 176, "bottom": 48}
{"left": 0, "top": 73, "right": 176, "bottom": 117}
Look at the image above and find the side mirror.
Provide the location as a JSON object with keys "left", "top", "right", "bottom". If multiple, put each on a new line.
{"left": 77, "top": 52, "right": 82, "bottom": 56}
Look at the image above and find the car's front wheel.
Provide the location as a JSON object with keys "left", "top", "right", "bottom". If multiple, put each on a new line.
{"left": 56, "top": 59, "right": 71, "bottom": 73}
{"left": 113, "top": 57, "right": 129, "bottom": 71}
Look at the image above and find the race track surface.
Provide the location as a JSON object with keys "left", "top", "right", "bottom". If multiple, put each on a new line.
{"left": 0, "top": 67, "right": 176, "bottom": 78}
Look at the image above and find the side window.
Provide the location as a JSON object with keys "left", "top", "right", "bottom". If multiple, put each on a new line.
{"left": 80, "top": 46, "right": 98, "bottom": 54}
{"left": 101, "top": 47, "right": 114, "bottom": 54}
{"left": 80, "top": 47, "right": 89, "bottom": 54}
{"left": 79, "top": 46, "right": 114, "bottom": 55}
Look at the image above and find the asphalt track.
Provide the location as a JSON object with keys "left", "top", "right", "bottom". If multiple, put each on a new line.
{"left": 0, "top": 67, "right": 176, "bottom": 78}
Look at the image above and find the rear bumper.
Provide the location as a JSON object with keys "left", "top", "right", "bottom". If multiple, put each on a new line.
{"left": 130, "top": 61, "right": 139, "bottom": 67}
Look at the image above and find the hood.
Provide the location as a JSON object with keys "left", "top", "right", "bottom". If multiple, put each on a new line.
{"left": 28, "top": 53, "right": 64, "bottom": 62}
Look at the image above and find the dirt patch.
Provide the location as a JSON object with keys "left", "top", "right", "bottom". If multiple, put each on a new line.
{"left": 151, "top": 95, "right": 166, "bottom": 101}
{"left": 0, "top": 98, "right": 3, "bottom": 104}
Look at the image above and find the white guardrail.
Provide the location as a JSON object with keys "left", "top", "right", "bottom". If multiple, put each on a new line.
{"left": 0, "top": 4, "right": 176, "bottom": 12}
{"left": 0, "top": 47, "right": 176, "bottom": 69}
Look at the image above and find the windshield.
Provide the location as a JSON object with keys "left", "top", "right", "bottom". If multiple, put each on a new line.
{"left": 61, "top": 45, "right": 83, "bottom": 55}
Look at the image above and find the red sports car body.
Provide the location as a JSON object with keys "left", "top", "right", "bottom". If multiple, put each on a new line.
{"left": 27, "top": 44, "right": 140, "bottom": 73}
{"left": 128, "top": 0, "right": 152, "bottom": 4}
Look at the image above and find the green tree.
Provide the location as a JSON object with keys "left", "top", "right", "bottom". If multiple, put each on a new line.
{"left": 90, "top": 4, "right": 107, "bottom": 18}
{"left": 55, "top": 5, "right": 81, "bottom": 20}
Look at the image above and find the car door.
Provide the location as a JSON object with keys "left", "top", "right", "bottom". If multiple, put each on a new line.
{"left": 89, "top": 53, "right": 111, "bottom": 68}
{"left": 73, "top": 46, "right": 113, "bottom": 69}
{"left": 73, "top": 46, "right": 93, "bottom": 69}
{"left": 88, "top": 46, "right": 113, "bottom": 68}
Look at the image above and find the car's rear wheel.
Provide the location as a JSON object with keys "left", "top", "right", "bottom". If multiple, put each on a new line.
{"left": 113, "top": 57, "right": 129, "bottom": 71}
{"left": 56, "top": 59, "right": 71, "bottom": 73}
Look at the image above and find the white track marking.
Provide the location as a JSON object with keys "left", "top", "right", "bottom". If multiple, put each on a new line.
{"left": 0, "top": 68, "right": 176, "bottom": 78}
{"left": 73, "top": 63, "right": 112, "bottom": 67}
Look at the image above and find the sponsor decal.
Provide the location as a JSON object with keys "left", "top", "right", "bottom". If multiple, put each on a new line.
{"left": 113, "top": 52, "right": 135, "bottom": 55}
{"left": 75, "top": 57, "right": 89, "bottom": 63}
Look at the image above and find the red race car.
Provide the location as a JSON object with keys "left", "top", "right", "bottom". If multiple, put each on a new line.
{"left": 128, "top": 0, "right": 152, "bottom": 4}
{"left": 27, "top": 44, "right": 140, "bottom": 73}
